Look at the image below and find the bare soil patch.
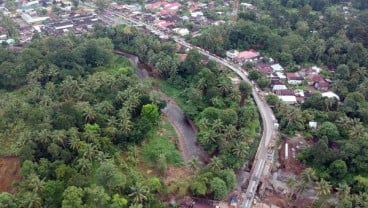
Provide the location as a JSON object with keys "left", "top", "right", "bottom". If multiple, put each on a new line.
{"left": 0, "top": 156, "right": 21, "bottom": 193}
{"left": 278, "top": 136, "right": 308, "bottom": 175}
{"left": 164, "top": 166, "right": 191, "bottom": 185}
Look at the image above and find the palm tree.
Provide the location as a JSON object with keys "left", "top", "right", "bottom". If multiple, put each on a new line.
{"left": 198, "top": 130, "right": 217, "bottom": 145}
{"left": 348, "top": 124, "right": 366, "bottom": 140}
{"left": 125, "top": 95, "right": 141, "bottom": 112}
{"left": 324, "top": 97, "right": 336, "bottom": 111}
{"left": 120, "top": 119, "right": 132, "bottom": 134}
{"left": 22, "top": 192, "right": 42, "bottom": 208}
{"left": 295, "top": 180, "right": 309, "bottom": 199}
{"left": 188, "top": 157, "right": 201, "bottom": 173}
{"left": 129, "top": 183, "right": 149, "bottom": 204}
{"left": 316, "top": 179, "right": 332, "bottom": 196}
{"left": 211, "top": 97, "right": 224, "bottom": 108}
{"left": 198, "top": 118, "right": 210, "bottom": 129}
{"left": 301, "top": 168, "right": 317, "bottom": 184}
{"left": 83, "top": 129, "right": 98, "bottom": 143}
{"left": 37, "top": 129, "right": 51, "bottom": 145}
{"left": 217, "top": 78, "right": 231, "bottom": 96}
{"left": 224, "top": 125, "right": 238, "bottom": 140}
{"left": 52, "top": 130, "right": 67, "bottom": 147}
{"left": 232, "top": 141, "right": 249, "bottom": 158}
{"left": 212, "top": 119, "right": 224, "bottom": 133}
{"left": 336, "top": 116, "right": 357, "bottom": 129}
{"left": 83, "top": 105, "right": 97, "bottom": 123}
{"left": 69, "top": 137, "right": 81, "bottom": 151}
{"left": 95, "top": 100, "right": 114, "bottom": 115}
{"left": 336, "top": 183, "right": 351, "bottom": 200}
{"left": 60, "top": 76, "right": 78, "bottom": 100}
{"left": 208, "top": 156, "right": 223, "bottom": 171}
{"left": 82, "top": 144, "right": 98, "bottom": 161}
{"left": 129, "top": 204, "right": 143, "bottom": 208}
{"left": 118, "top": 108, "right": 132, "bottom": 134}
{"left": 76, "top": 157, "right": 92, "bottom": 175}
{"left": 197, "top": 78, "right": 208, "bottom": 94}
{"left": 286, "top": 176, "right": 298, "bottom": 198}
{"left": 27, "top": 174, "right": 45, "bottom": 194}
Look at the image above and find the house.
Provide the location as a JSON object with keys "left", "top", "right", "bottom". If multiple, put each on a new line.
{"left": 272, "top": 85, "right": 287, "bottom": 91}
{"left": 275, "top": 71, "right": 286, "bottom": 80}
{"left": 234, "top": 49, "right": 260, "bottom": 63}
{"left": 322, "top": 91, "right": 340, "bottom": 101}
{"left": 270, "top": 78, "right": 283, "bottom": 87}
{"left": 226, "top": 50, "right": 239, "bottom": 59}
{"left": 271, "top": 64, "right": 284, "bottom": 72}
{"left": 294, "top": 89, "right": 305, "bottom": 97}
{"left": 240, "top": 3, "right": 256, "bottom": 10}
{"left": 302, "top": 66, "right": 322, "bottom": 76}
{"left": 173, "top": 28, "right": 189, "bottom": 36}
{"left": 278, "top": 95, "right": 297, "bottom": 105}
{"left": 307, "top": 74, "right": 330, "bottom": 91}
{"left": 287, "top": 72, "right": 304, "bottom": 85}
{"left": 257, "top": 63, "right": 273, "bottom": 76}
{"left": 315, "top": 80, "right": 330, "bottom": 91}
{"left": 309, "top": 121, "right": 317, "bottom": 129}
{"left": 21, "top": 13, "right": 49, "bottom": 24}
{"left": 274, "top": 89, "right": 294, "bottom": 96}
{"left": 164, "top": 2, "right": 181, "bottom": 11}
{"left": 190, "top": 11, "right": 203, "bottom": 17}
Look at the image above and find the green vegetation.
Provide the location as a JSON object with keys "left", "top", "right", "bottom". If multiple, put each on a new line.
{"left": 185, "top": 0, "right": 368, "bottom": 205}
{"left": 0, "top": 34, "right": 180, "bottom": 207}
{"left": 142, "top": 119, "right": 183, "bottom": 167}
{"left": 91, "top": 23, "right": 261, "bottom": 199}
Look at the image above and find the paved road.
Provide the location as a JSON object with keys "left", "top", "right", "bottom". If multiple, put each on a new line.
{"left": 103, "top": 10, "right": 277, "bottom": 208}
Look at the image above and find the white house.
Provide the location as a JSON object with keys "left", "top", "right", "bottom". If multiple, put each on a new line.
{"left": 278, "top": 95, "right": 297, "bottom": 104}
{"left": 272, "top": 85, "right": 287, "bottom": 91}
{"left": 287, "top": 72, "right": 304, "bottom": 85}
{"left": 275, "top": 71, "right": 286, "bottom": 80}
{"left": 309, "top": 121, "right": 317, "bottom": 129}
{"left": 21, "top": 13, "right": 49, "bottom": 24}
{"left": 271, "top": 64, "right": 284, "bottom": 72}
{"left": 173, "top": 28, "right": 189, "bottom": 36}
{"left": 322, "top": 91, "right": 340, "bottom": 101}
{"left": 191, "top": 11, "right": 203, "bottom": 17}
{"left": 226, "top": 50, "right": 239, "bottom": 59}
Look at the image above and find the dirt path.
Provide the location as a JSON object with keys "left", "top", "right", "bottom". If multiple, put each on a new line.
{"left": 162, "top": 100, "right": 209, "bottom": 165}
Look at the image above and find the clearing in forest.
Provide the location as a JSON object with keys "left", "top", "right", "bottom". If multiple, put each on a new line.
{"left": 0, "top": 156, "right": 21, "bottom": 193}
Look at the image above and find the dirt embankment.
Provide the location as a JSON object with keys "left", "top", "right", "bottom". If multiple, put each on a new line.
{"left": 0, "top": 156, "right": 21, "bottom": 193}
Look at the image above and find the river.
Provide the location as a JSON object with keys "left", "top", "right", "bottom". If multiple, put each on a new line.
{"left": 115, "top": 50, "right": 209, "bottom": 165}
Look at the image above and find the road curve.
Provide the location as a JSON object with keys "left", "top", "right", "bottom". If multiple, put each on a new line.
{"left": 105, "top": 10, "right": 277, "bottom": 208}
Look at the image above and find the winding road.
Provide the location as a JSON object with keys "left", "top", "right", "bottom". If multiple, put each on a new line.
{"left": 106, "top": 10, "right": 277, "bottom": 208}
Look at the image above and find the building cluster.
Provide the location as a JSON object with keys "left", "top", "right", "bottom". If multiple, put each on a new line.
{"left": 258, "top": 61, "right": 338, "bottom": 104}
{"left": 0, "top": 0, "right": 101, "bottom": 44}
{"left": 225, "top": 48, "right": 339, "bottom": 105}
{"left": 108, "top": 0, "right": 242, "bottom": 37}
{"left": 42, "top": 13, "right": 100, "bottom": 36}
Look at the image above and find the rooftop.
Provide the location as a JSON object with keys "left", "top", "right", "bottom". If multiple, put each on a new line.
{"left": 236, "top": 49, "right": 260, "bottom": 60}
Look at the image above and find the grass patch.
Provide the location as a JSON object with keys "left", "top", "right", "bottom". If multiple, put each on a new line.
{"left": 106, "top": 55, "right": 135, "bottom": 74}
{"left": 142, "top": 117, "right": 183, "bottom": 167}
{"left": 159, "top": 81, "right": 186, "bottom": 107}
